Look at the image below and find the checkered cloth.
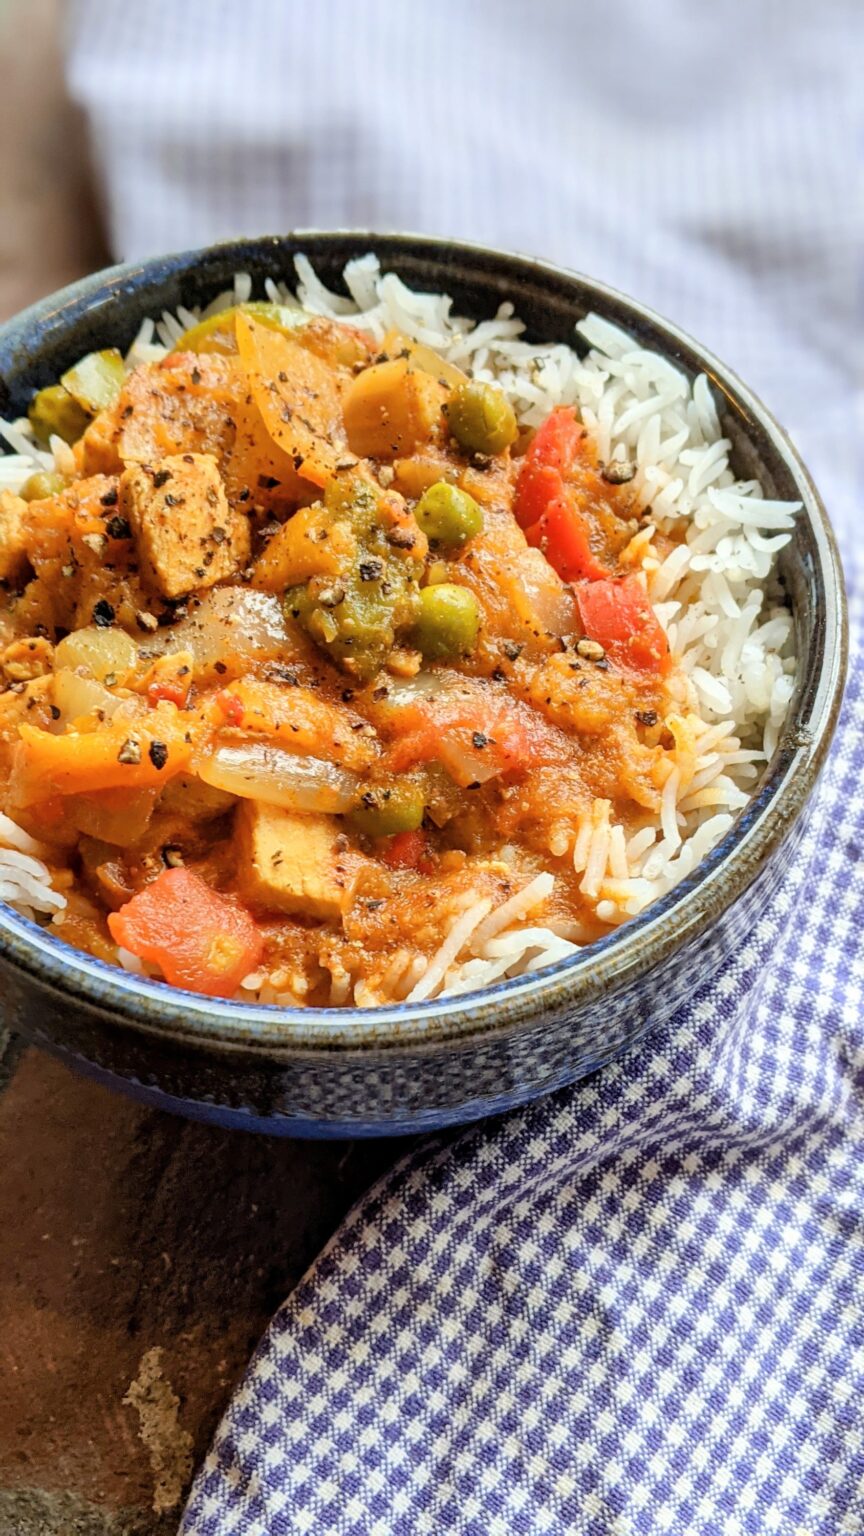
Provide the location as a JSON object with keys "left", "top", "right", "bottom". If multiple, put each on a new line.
{"left": 65, "top": 3, "right": 864, "bottom": 1530}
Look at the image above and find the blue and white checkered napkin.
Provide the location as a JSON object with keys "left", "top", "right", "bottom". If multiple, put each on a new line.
{"left": 180, "top": 558, "right": 863, "bottom": 1534}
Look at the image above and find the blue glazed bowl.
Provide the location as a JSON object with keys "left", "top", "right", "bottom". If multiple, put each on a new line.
{"left": 0, "top": 234, "right": 847, "bottom": 1137}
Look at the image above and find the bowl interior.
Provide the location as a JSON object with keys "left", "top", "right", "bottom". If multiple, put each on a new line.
{"left": 0, "top": 233, "right": 846, "bottom": 1052}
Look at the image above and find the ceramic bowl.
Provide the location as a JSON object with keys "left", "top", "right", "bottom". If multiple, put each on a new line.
{"left": 0, "top": 233, "right": 847, "bottom": 1136}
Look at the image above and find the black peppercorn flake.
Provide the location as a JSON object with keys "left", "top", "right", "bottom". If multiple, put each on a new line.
{"left": 148, "top": 740, "right": 169, "bottom": 771}
{"left": 92, "top": 599, "right": 115, "bottom": 628}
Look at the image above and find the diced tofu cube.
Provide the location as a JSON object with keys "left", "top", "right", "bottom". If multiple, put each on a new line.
{"left": 119, "top": 452, "right": 250, "bottom": 599}
{"left": 235, "top": 801, "right": 357, "bottom": 920}
{"left": 0, "top": 491, "right": 28, "bottom": 582}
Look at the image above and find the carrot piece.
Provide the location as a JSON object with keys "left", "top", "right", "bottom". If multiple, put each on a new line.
{"left": 252, "top": 503, "right": 356, "bottom": 591}
{"left": 576, "top": 577, "right": 670, "bottom": 674}
{"left": 215, "top": 678, "right": 377, "bottom": 770}
{"left": 12, "top": 712, "right": 195, "bottom": 806}
{"left": 108, "top": 867, "right": 263, "bottom": 998}
{"left": 234, "top": 313, "right": 343, "bottom": 488}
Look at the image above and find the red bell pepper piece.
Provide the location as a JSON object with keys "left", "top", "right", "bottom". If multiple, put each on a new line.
{"left": 515, "top": 408, "right": 608, "bottom": 582}
{"left": 524, "top": 495, "right": 608, "bottom": 583}
{"left": 214, "top": 690, "right": 245, "bottom": 727}
{"left": 514, "top": 407, "right": 583, "bottom": 521}
{"left": 514, "top": 460, "right": 565, "bottom": 531}
{"left": 380, "top": 829, "right": 429, "bottom": 870}
{"left": 576, "top": 577, "right": 670, "bottom": 674}
{"left": 524, "top": 407, "right": 584, "bottom": 474}
{"left": 147, "top": 678, "right": 189, "bottom": 709}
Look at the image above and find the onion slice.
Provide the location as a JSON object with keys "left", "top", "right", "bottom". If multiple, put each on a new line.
{"left": 198, "top": 741, "right": 360, "bottom": 814}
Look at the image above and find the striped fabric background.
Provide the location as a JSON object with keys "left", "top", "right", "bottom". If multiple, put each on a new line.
{"left": 65, "top": 0, "right": 861, "bottom": 526}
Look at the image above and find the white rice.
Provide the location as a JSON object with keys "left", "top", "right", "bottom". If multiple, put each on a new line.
{"left": 0, "top": 814, "right": 66, "bottom": 920}
{"left": 0, "top": 254, "right": 799, "bottom": 1005}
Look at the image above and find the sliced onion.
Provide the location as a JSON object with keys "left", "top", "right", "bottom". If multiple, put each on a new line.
{"left": 68, "top": 787, "right": 157, "bottom": 846}
{"left": 53, "top": 668, "right": 122, "bottom": 727}
{"left": 377, "top": 670, "right": 461, "bottom": 711}
{"left": 198, "top": 741, "right": 361, "bottom": 814}
{"left": 516, "top": 548, "right": 578, "bottom": 637}
{"left": 437, "top": 732, "right": 502, "bottom": 787}
{"left": 54, "top": 625, "right": 137, "bottom": 681}
{"left": 385, "top": 331, "right": 467, "bottom": 390}
{"left": 141, "top": 587, "right": 297, "bottom": 681}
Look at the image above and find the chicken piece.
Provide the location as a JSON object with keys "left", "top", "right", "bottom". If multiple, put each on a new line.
{"left": 0, "top": 491, "right": 29, "bottom": 582}
{"left": 119, "top": 453, "right": 250, "bottom": 599}
{"left": 235, "top": 801, "right": 358, "bottom": 920}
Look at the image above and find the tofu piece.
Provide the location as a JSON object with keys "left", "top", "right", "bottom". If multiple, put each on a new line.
{"left": 235, "top": 801, "right": 357, "bottom": 920}
{"left": 119, "top": 452, "right": 250, "bottom": 599}
{"left": 0, "top": 491, "right": 28, "bottom": 582}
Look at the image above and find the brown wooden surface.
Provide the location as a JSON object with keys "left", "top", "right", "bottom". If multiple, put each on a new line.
{"left": 0, "top": 0, "right": 108, "bottom": 321}
{"left": 0, "top": 5, "right": 403, "bottom": 1530}
{"left": 0, "top": 1043, "right": 398, "bottom": 1533}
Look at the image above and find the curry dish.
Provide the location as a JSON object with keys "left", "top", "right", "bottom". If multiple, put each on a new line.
{"left": 0, "top": 301, "right": 724, "bottom": 1004}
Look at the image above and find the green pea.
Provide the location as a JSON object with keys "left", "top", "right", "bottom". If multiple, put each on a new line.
{"left": 28, "top": 384, "right": 90, "bottom": 447}
{"left": 445, "top": 380, "right": 518, "bottom": 457}
{"left": 412, "top": 582, "right": 480, "bottom": 660}
{"left": 415, "top": 482, "right": 483, "bottom": 547}
{"left": 20, "top": 470, "right": 66, "bottom": 502}
{"left": 349, "top": 780, "right": 425, "bottom": 839}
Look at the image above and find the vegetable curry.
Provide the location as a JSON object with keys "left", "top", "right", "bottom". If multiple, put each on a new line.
{"left": 0, "top": 302, "right": 687, "bottom": 1004}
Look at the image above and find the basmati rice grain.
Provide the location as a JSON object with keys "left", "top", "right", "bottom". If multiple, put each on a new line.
{"left": 472, "top": 872, "right": 555, "bottom": 951}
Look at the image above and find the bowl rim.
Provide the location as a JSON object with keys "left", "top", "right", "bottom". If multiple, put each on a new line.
{"left": 0, "top": 230, "right": 848, "bottom": 1059}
